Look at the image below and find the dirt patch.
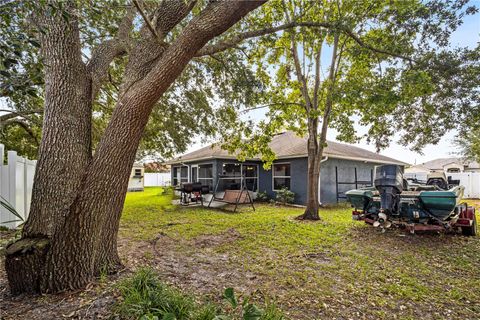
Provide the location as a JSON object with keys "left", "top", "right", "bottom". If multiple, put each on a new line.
{"left": 0, "top": 259, "right": 123, "bottom": 320}
{"left": 193, "top": 228, "right": 244, "bottom": 248}
{"left": 115, "top": 228, "right": 258, "bottom": 299}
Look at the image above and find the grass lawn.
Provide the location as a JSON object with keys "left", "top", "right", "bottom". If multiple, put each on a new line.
{"left": 118, "top": 187, "right": 480, "bottom": 320}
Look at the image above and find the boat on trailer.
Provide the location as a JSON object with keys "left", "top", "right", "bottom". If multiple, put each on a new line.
{"left": 346, "top": 165, "right": 477, "bottom": 236}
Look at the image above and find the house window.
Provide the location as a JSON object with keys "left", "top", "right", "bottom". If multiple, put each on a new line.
{"left": 447, "top": 168, "right": 460, "bottom": 173}
{"left": 198, "top": 164, "right": 213, "bottom": 190}
{"left": 220, "top": 163, "right": 258, "bottom": 191}
{"left": 221, "top": 163, "right": 242, "bottom": 190}
{"left": 172, "top": 166, "right": 188, "bottom": 186}
{"left": 134, "top": 168, "right": 142, "bottom": 177}
{"left": 244, "top": 164, "right": 258, "bottom": 192}
{"left": 273, "top": 163, "right": 291, "bottom": 190}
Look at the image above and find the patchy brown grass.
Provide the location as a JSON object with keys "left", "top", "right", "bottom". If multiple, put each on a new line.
{"left": 1, "top": 187, "right": 479, "bottom": 319}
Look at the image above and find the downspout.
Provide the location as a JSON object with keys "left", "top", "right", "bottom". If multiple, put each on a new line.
{"left": 318, "top": 156, "right": 329, "bottom": 206}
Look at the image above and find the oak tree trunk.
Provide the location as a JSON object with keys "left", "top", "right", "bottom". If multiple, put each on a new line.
{"left": 5, "top": 0, "right": 265, "bottom": 294}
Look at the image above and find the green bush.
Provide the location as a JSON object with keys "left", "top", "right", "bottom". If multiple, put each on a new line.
{"left": 255, "top": 191, "right": 269, "bottom": 202}
{"left": 115, "top": 268, "right": 285, "bottom": 320}
{"left": 275, "top": 188, "right": 295, "bottom": 205}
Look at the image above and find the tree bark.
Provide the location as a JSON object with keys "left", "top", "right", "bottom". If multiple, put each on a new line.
{"left": 5, "top": 0, "right": 266, "bottom": 294}
{"left": 300, "top": 121, "right": 321, "bottom": 220}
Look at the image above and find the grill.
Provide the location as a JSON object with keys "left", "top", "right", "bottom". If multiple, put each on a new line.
{"left": 176, "top": 182, "right": 210, "bottom": 205}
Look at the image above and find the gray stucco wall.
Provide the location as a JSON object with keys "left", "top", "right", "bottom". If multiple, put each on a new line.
{"left": 320, "top": 158, "right": 377, "bottom": 204}
{"left": 171, "top": 157, "right": 402, "bottom": 205}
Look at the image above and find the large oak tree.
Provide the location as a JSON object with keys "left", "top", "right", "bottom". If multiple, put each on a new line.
{"left": 4, "top": 0, "right": 269, "bottom": 294}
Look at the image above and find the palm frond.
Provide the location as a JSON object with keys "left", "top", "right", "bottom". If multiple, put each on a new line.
{"left": 0, "top": 195, "right": 24, "bottom": 223}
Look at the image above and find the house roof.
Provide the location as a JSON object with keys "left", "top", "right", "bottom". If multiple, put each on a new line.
{"left": 144, "top": 162, "right": 171, "bottom": 173}
{"left": 405, "top": 164, "right": 430, "bottom": 173}
{"left": 167, "top": 131, "right": 407, "bottom": 165}
{"left": 420, "top": 157, "right": 480, "bottom": 170}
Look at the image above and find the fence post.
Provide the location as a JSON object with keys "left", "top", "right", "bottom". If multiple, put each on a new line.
{"left": 6, "top": 151, "right": 17, "bottom": 228}
{"left": 24, "top": 158, "right": 29, "bottom": 219}
{"left": 0, "top": 144, "right": 4, "bottom": 225}
{"left": 7, "top": 151, "right": 17, "bottom": 209}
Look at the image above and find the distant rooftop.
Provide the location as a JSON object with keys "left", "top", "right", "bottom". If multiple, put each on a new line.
{"left": 419, "top": 157, "right": 480, "bottom": 170}
{"left": 167, "top": 131, "right": 407, "bottom": 165}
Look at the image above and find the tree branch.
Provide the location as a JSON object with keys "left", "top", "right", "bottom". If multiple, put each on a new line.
{"left": 152, "top": 0, "right": 197, "bottom": 38}
{"left": 312, "top": 34, "right": 325, "bottom": 110}
{"left": 340, "top": 27, "right": 414, "bottom": 62}
{"left": 196, "top": 21, "right": 334, "bottom": 56}
{"left": 240, "top": 102, "right": 305, "bottom": 114}
{"left": 319, "top": 33, "right": 340, "bottom": 153}
{"left": 196, "top": 21, "right": 414, "bottom": 63}
{"left": 132, "top": 0, "right": 159, "bottom": 39}
{"left": 86, "top": 5, "right": 136, "bottom": 100}
{"left": 281, "top": 1, "right": 313, "bottom": 112}
{"left": 0, "top": 109, "right": 43, "bottom": 122}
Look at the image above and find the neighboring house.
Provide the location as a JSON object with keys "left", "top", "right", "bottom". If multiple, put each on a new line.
{"left": 128, "top": 163, "right": 145, "bottom": 191}
{"left": 144, "top": 162, "right": 171, "bottom": 173}
{"left": 405, "top": 157, "right": 480, "bottom": 181}
{"left": 420, "top": 157, "right": 480, "bottom": 173}
{"left": 166, "top": 131, "right": 406, "bottom": 205}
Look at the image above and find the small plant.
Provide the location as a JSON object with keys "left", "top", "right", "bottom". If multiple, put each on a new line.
{"left": 98, "top": 264, "right": 109, "bottom": 284}
{"left": 219, "top": 287, "right": 284, "bottom": 320}
{"left": 256, "top": 191, "right": 269, "bottom": 202}
{"left": 115, "top": 268, "right": 285, "bottom": 320}
{"left": 115, "top": 267, "right": 195, "bottom": 319}
{"left": 275, "top": 188, "right": 295, "bottom": 205}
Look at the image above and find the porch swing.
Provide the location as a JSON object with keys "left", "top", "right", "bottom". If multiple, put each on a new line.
{"left": 207, "top": 175, "right": 255, "bottom": 212}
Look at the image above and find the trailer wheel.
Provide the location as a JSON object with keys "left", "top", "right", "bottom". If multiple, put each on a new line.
{"left": 462, "top": 212, "right": 477, "bottom": 236}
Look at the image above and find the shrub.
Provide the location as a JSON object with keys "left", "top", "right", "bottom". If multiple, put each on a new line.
{"left": 256, "top": 190, "right": 269, "bottom": 202}
{"left": 275, "top": 188, "right": 295, "bottom": 205}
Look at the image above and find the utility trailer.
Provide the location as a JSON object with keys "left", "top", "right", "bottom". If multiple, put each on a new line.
{"left": 346, "top": 165, "right": 477, "bottom": 236}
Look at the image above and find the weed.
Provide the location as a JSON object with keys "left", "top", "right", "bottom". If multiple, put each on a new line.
{"left": 114, "top": 268, "right": 284, "bottom": 320}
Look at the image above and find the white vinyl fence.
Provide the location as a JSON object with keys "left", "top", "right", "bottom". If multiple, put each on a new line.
{"left": 0, "top": 144, "right": 36, "bottom": 228}
{"left": 448, "top": 172, "right": 480, "bottom": 199}
{"left": 405, "top": 171, "right": 480, "bottom": 199}
{"left": 144, "top": 172, "right": 171, "bottom": 187}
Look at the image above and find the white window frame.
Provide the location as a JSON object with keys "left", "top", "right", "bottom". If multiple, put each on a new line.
{"left": 133, "top": 168, "right": 142, "bottom": 177}
{"left": 220, "top": 162, "right": 259, "bottom": 191}
{"left": 172, "top": 165, "right": 189, "bottom": 186}
{"left": 272, "top": 162, "right": 291, "bottom": 191}
{"left": 190, "top": 164, "right": 198, "bottom": 182}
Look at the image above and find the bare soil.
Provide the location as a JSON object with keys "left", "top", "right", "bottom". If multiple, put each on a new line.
{"left": 0, "top": 228, "right": 258, "bottom": 320}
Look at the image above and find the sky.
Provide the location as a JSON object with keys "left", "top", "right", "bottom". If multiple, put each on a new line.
{"left": 184, "top": 6, "right": 480, "bottom": 166}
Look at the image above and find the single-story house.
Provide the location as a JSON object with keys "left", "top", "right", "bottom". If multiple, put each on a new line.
{"left": 405, "top": 158, "right": 480, "bottom": 182}
{"left": 128, "top": 163, "right": 145, "bottom": 191}
{"left": 166, "top": 131, "right": 407, "bottom": 205}
{"left": 417, "top": 158, "right": 479, "bottom": 173}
